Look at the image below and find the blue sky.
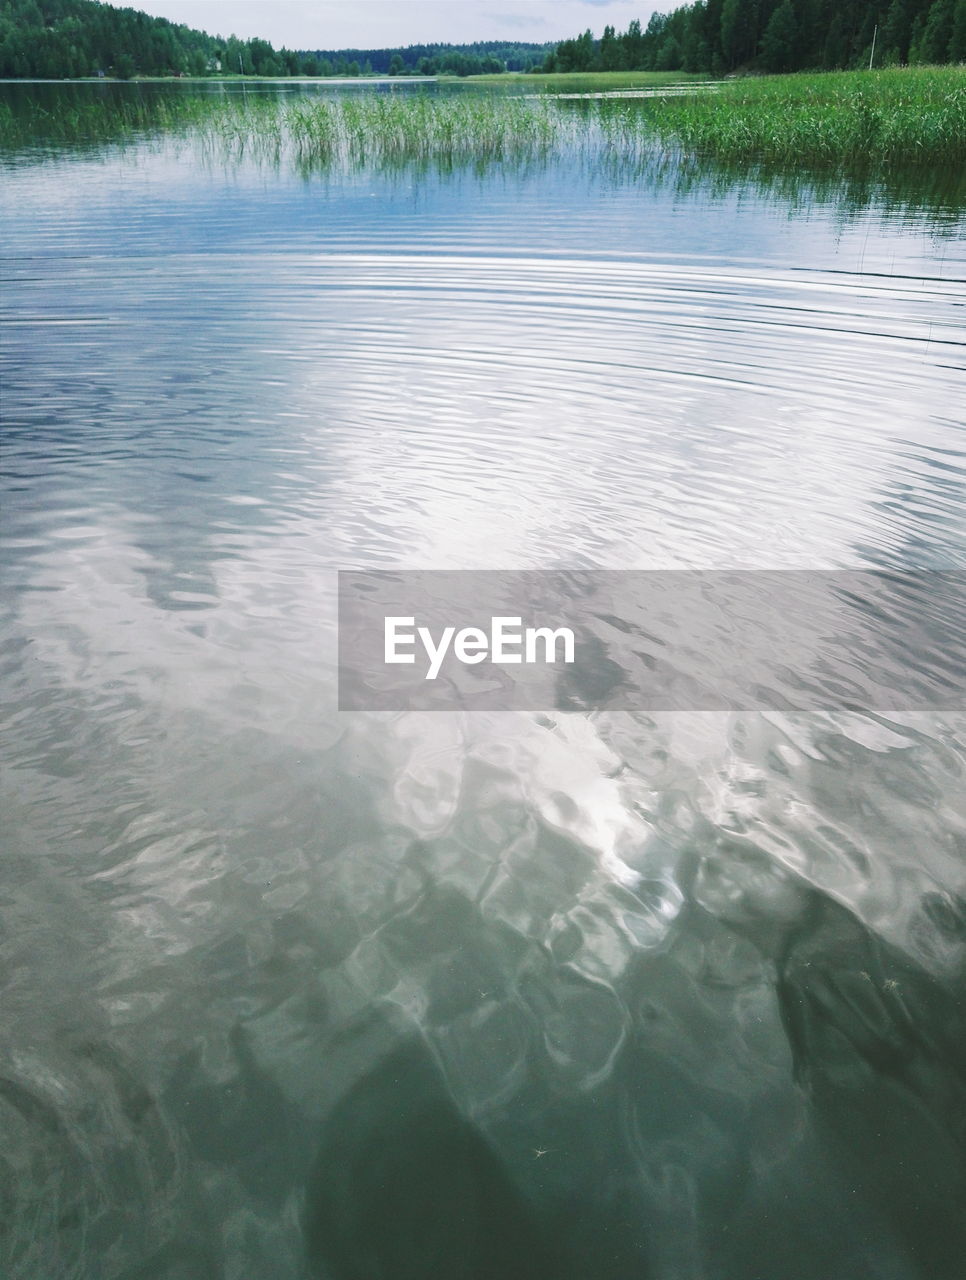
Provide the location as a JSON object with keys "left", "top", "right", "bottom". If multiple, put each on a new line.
{"left": 129, "top": 1, "right": 655, "bottom": 49}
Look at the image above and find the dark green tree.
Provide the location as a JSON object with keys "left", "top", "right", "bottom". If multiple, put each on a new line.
{"left": 656, "top": 32, "right": 684, "bottom": 67}
{"left": 598, "top": 24, "right": 623, "bottom": 69}
{"left": 950, "top": 0, "right": 966, "bottom": 56}
{"left": 623, "top": 17, "right": 645, "bottom": 65}
{"left": 918, "top": 0, "right": 956, "bottom": 58}
{"left": 881, "top": 0, "right": 915, "bottom": 60}
{"left": 760, "top": 0, "right": 799, "bottom": 68}
{"left": 541, "top": 0, "right": 963, "bottom": 76}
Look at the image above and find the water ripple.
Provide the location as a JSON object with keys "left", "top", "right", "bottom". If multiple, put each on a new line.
{"left": 1, "top": 122, "right": 964, "bottom": 1279}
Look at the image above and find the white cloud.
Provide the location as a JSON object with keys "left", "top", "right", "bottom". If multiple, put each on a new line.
{"left": 484, "top": 11, "right": 548, "bottom": 31}
{"left": 130, "top": 1, "right": 652, "bottom": 50}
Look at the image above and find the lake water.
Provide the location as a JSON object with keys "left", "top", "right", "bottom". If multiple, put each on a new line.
{"left": 2, "top": 83, "right": 965, "bottom": 1280}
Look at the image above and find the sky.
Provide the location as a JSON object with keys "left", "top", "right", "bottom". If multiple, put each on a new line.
{"left": 127, "top": 1, "right": 654, "bottom": 51}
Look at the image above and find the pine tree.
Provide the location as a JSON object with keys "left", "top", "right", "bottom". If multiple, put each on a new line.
{"left": 761, "top": 0, "right": 799, "bottom": 69}
{"left": 950, "top": 0, "right": 966, "bottom": 58}
{"left": 881, "top": 0, "right": 915, "bottom": 62}
{"left": 920, "top": 0, "right": 955, "bottom": 60}
{"left": 599, "top": 24, "right": 623, "bottom": 69}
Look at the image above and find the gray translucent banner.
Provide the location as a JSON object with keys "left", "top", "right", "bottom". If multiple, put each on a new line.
{"left": 338, "top": 571, "right": 966, "bottom": 713}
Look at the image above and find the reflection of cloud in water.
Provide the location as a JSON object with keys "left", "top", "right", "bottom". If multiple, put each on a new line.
{"left": 260, "top": 254, "right": 961, "bottom": 570}
{"left": 9, "top": 228, "right": 965, "bottom": 995}
{"left": 14, "top": 506, "right": 966, "bottom": 993}
{"left": 3, "top": 125, "right": 966, "bottom": 1277}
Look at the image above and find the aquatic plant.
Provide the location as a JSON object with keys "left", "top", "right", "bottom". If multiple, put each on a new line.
{"left": 0, "top": 86, "right": 215, "bottom": 155}
{"left": 2, "top": 68, "right": 963, "bottom": 173}
{"left": 470, "top": 70, "right": 708, "bottom": 91}
{"left": 639, "top": 67, "right": 966, "bottom": 165}
{"left": 225, "top": 93, "right": 571, "bottom": 167}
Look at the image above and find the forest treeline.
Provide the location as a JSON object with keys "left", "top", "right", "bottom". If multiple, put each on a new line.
{"left": 2, "top": 0, "right": 230, "bottom": 77}
{"left": 308, "top": 42, "right": 551, "bottom": 77}
{"left": 544, "top": 0, "right": 966, "bottom": 73}
{"left": 3, "top": 0, "right": 962, "bottom": 80}
{"left": 0, "top": 0, "right": 550, "bottom": 78}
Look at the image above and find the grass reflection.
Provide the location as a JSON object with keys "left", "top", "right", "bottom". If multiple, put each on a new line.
{"left": 2, "top": 78, "right": 963, "bottom": 227}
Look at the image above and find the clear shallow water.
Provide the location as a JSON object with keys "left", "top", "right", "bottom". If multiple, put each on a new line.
{"left": 1, "top": 85, "right": 966, "bottom": 1280}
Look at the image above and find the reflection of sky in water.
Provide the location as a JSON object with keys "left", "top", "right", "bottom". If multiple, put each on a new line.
{"left": 3, "top": 142, "right": 965, "bottom": 268}
{"left": 2, "top": 121, "right": 966, "bottom": 1280}
{"left": 3, "top": 147, "right": 963, "bottom": 581}
{"left": 3, "top": 132, "right": 963, "bottom": 935}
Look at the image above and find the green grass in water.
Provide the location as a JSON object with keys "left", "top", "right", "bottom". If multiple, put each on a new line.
{"left": 469, "top": 70, "right": 708, "bottom": 91}
{"left": 642, "top": 67, "right": 966, "bottom": 165}
{"left": 1, "top": 67, "right": 962, "bottom": 171}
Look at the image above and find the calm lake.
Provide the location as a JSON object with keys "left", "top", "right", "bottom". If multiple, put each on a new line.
{"left": 2, "top": 81, "right": 965, "bottom": 1280}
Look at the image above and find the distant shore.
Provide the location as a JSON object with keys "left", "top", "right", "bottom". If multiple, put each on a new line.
{"left": 3, "top": 67, "right": 961, "bottom": 167}
{"left": 0, "top": 75, "right": 439, "bottom": 84}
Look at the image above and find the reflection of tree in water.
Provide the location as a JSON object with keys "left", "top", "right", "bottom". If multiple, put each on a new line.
{"left": 305, "top": 1038, "right": 560, "bottom": 1280}
{"left": 3, "top": 83, "right": 965, "bottom": 231}
{"left": 297, "top": 869, "right": 966, "bottom": 1278}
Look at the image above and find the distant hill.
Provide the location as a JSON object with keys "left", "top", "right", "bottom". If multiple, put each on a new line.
{"left": 2, "top": 0, "right": 218, "bottom": 78}
{"left": 0, "top": 0, "right": 553, "bottom": 79}
{"left": 304, "top": 41, "right": 555, "bottom": 77}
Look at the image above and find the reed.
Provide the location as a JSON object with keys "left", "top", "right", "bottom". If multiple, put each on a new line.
{"left": 277, "top": 94, "right": 568, "bottom": 165}
{"left": 2, "top": 68, "right": 962, "bottom": 170}
{"left": 0, "top": 89, "right": 214, "bottom": 150}
{"left": 470, "top": 70, "right": 708, "bottom": 91}
{"left": 639, "top": 67, "right": 966, "bottom": 165}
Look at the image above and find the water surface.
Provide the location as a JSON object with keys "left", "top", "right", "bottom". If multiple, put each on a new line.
{"left": 2, "top": 83, "right": 965, "bottom": 1280}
